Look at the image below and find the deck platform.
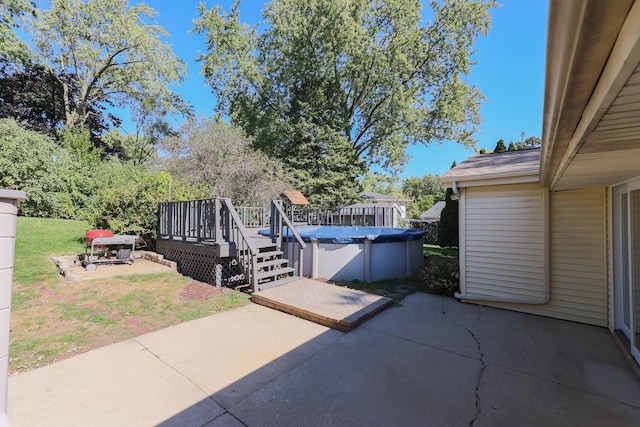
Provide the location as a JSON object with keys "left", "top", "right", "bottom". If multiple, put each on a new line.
{"left": 251, "top": 278, "right": 393, "bottom": 332}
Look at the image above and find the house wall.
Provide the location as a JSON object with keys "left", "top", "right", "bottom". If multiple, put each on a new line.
{"left": 462, "top": 183, "right": 546, "bottom": 299}
{"left": 546, "top": 187, "right": 608, "bottom": 325}
{"left": 461, "top": 184, "right": 608, "bottom": 326}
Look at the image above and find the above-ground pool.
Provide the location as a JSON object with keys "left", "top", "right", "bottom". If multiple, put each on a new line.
{"left": 259, "top": 226, "right": 425, "bottom": 282}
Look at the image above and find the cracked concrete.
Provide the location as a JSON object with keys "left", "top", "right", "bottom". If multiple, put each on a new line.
{"left": 440, "top": 296, "right": 487, "bottom": 426}
{"left": 8, "top": 293, "right": 640, "bottom": 426}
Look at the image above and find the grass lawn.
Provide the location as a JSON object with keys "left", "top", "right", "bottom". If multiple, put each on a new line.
{"left": 10, "top": 217, "right": 250, "bottom": 374}
{"left": 423, "top": 244, "right": 458, "bottom": 258}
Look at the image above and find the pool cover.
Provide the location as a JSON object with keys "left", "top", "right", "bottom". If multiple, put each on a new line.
{"left": 259, "top": 226, "right": 425, "bottom": 244}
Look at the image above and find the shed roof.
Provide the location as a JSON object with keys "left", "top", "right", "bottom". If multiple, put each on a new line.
{"left": 440, "top": 149, "right": 540, "bottom": 188}
{"left": 282, "top": 190, "right": 310, "bottom": 205}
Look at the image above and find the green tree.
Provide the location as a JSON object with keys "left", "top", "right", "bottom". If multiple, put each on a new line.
{"left": 478, "top": 147, "right": 486, "bottom": 154}
{"left": 361, "top": 172, "right": 403, "bottom": 196}
{"left": 507, "top": 141, "right": 516, "bottom": 151}
{"left": 0, "top": 60, "right": 120, "bottom": 142}
{"left": 27, "top": 0, "right": 191, "bottom": 131}
{"left": 0, "top": 118, "right": 83, "bottom": 217}
{"left": 494, "top": 138, "right": 506, "bottom": 152}
{"left": 161, "top": 118, "right": 292, "bottom": 206}
{"left": 438, "top": 188, "right": 458, "bottom": 247}
{"left": 193, "top": 0, "right": 496, "bottom": 206}
{"left": 0, "top": 0, "right": 34, "bottom": 62}
{"left": 515, "top": 135, "right": 541, "bottom": 150}
{"left": 403, "top": 174, "right": 446, "bottom": 219}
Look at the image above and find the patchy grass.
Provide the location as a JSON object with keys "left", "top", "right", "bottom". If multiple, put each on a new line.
{"left": 10, "top": 273, "right": 249, "bottom": 374}
{"left": 10, "top": 217, "right": 250, "bottom": 374}
{"left": 423, "top": 244, "right": 458, "bottom": 258}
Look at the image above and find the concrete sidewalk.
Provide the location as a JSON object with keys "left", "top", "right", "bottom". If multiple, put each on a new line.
{"left": 8, "top": 293, "right": 640, "bottom": 426}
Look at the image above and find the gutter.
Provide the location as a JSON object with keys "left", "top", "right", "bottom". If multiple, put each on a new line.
{"left": 450, "top": 181, "right": 460, "bottom": 201}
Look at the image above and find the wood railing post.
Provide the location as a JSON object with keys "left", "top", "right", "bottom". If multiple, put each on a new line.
{"left": 181, "top": 201, "right": 187, "bottom": 241}
{"left": 214, "top": 198, "right": 221, "bottom": 242}
{"left": 168, "top": 202, "right": 174, "bottom": 239}
{"left": 196, "top": 199, "right": 202, "bottom": 242}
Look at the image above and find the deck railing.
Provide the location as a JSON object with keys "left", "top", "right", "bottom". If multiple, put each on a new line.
{"left": 157, "top": 198, "right": 259, "bottom": 289}
{"left": 270, "top": 200, "right": 306, "bottom": 277}
{"left": 219, "top": 198, "right": 259, "bottom": 290}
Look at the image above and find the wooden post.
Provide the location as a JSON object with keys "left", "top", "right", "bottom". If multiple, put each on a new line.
{"left": 196, "top": 199, "right": 202, "bottom": 242}
{"left": 311, "top": 238, "right": 318, "bottom": 278}
{"left": 298, "top": 245, "right": 304, "bottom": 277}
{"left": 181, "top": 201, "right": 187, "bottom": 241}
{"left": 167, "top": 202, "right": 174, "bottom": 239}
{"left": 214, "top": 198, "right": 222, "bottom": 243}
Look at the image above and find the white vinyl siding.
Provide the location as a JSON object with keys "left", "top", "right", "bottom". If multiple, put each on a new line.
{"left": 463, "top": 186, "right": 608, "bottom": 326}
{"left": 546, "top": 188, "right": 607, "bottom": 325}
{"left": 464, "top": 184, "right": 545, "bottom": 299}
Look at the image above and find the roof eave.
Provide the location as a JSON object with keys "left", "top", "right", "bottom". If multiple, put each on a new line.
{"left": 440, "top": 169, "right": 540, "bottom": 189}
{"left": 540, "top": 0, "right": 633, "bottom": 187}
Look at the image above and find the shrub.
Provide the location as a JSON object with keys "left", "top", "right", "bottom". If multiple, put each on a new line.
{"left": 0, "top": 118, "right": 82, "bottom": 218}
{"left": 409, "top": 220, "right": 439, "bottom": 245}
{"left": 419, "top": 256, "right": 459, "bottom": 297}
{"left": 84, "top": 162, "right": 207, "bottom": 247}
{"left": 438, "top": 188, "right": 458, "bottom": 247}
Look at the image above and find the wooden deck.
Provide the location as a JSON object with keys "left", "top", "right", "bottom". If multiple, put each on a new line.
{"left": 251, "top": 278, "right": 393, "bottom": 332}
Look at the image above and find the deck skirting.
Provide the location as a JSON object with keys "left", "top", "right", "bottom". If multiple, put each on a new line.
{"left": 156, "top": 239, "right": 245, "bottom": 287}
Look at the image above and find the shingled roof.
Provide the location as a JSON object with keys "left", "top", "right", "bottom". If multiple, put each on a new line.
{"left": 440, "top": 149, "right": 540, "bottom": 187}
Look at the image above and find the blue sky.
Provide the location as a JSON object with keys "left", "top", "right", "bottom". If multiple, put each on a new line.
{"left": 139, "top": 0, "right": 549, "bottom": 178}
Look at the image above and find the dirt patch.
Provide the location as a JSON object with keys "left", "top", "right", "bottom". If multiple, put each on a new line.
{"left": 180, "top": 280, "right": 222, "bottom": 301}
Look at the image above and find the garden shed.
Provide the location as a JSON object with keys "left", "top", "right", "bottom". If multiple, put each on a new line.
{"left": 440, "top": 0, "right": 640, "bottom": 367}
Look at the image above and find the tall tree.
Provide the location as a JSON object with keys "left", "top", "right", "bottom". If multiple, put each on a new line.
{"left": 494, "top": 138, "right": 506, "bottom": 152}
{"left": 361, "top": 172, "right": 403, "bottom": 196}
{"left": 0, "top": 0, "right": 34, "bottom": 62}
{"left": 515, "top": 135, "right": 541, "bottom": 150}
{"left": 26, "top": 0, "right": 191, "bottom": 130}
{"left": 0, "top": 60, "right": 120, "bottom": 144}
{"left": 193, "top": 0, "right": 497, "bottom": 206}
{"left": 403, "top": 174, "right": 446, "bottom": 218}
{"left": 402, "top": 174, "right": 445, "bottom": 202}
{"left": 161, "top": 118, "right": 292, "bottom": 206}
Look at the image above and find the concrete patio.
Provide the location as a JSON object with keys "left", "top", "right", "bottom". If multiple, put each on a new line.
{"left": 7, "top": 292, "right": 640, "bottom": 426}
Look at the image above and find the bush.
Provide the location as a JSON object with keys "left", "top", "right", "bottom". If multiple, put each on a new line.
{"left": 438, "top": 188, "right": 458, "bottom": 247}
{"left": 419, "top": 256, "right": 459, "bottom": 297}
{"left": 0, "top": 118, "right": 82, "bottom": 218}
{"left": 84, "top": 162, "right": 207, "bottom": 246}
{"left": 408, "top": 220, "right": 439, "bottom": 245}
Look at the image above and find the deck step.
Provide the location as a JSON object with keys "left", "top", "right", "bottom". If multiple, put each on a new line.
{"left": 256, "top": 250, "right": 283, "bottom": 259}
{"left": 257, "top": 258, "right": 289, "bottom": 269}
{"left": 256, "top": 267, "right": 295, "bottom": 281}
{"left": 256, "top": 275, "right": 299, "bottom": 292}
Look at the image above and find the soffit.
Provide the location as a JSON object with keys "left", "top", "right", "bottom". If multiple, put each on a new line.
{"left": 551, "top": 3, "right": 640, "bottom": 190}
{"left": 541, "top": 0, "right": 634, "bottom": 188}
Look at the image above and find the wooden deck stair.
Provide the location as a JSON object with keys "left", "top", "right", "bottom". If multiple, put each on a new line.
{"left": 252, "top": 239, "right": 299, "bottom": 292}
